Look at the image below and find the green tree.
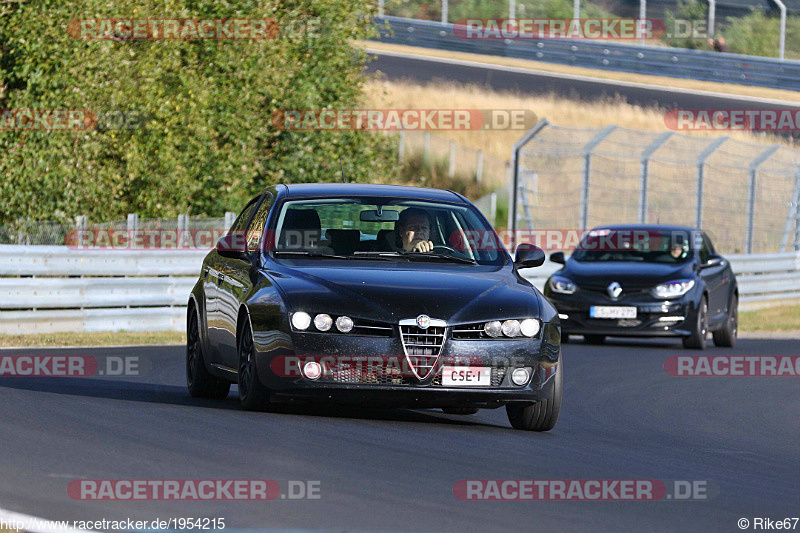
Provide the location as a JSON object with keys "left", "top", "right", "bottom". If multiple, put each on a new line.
{"left": 0, "top": 0, "right": 399, "bottom": 223}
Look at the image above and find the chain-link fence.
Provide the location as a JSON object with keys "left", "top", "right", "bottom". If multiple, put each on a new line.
{"left": 514, "top": 120, "right": 800, "bottom": 254}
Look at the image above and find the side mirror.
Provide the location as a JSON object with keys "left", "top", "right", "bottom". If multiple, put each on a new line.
{"left": 700, "top": 254, "right": 725, "bottom": 269}
{"left": 216, "top": 233, "right": 248, "bottom": 259}
{"left": 550, "top": 251, "right": 566, "bottom": 265}
{"left": 514, "top": 243, "right": 545, "bottom": 269}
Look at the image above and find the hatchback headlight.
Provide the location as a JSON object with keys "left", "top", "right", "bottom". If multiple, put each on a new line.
{"left": 651, "top": 279, "right": 695, "bottom": 299}
{"left": 549, "top": 275, "right": 577, "bottom": 295}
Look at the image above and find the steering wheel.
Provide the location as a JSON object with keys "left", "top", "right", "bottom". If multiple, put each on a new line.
{"left": 432, "top": 244, "right": 460, "bottom": 255}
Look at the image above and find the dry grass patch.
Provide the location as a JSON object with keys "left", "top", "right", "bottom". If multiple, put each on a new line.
{"left": 0, "top": 330, "right": 185, "bottom": 348}
{"left": 740, "top": 303, "right": 800, "bottom": 332}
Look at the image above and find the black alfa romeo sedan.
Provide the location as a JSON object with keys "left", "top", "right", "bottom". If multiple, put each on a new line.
{"left": 186, "top": 183, "right": 562, "bottom": 431}
{"left": 543, "top": 225, "right": 738, "bottom": 349}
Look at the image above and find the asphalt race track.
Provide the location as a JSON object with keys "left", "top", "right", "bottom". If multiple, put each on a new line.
{"left": 0, "top": 338, "right": 797, "bottom": 532}
{"left": 367, "top": 50, "right": 800, "bottom": 112}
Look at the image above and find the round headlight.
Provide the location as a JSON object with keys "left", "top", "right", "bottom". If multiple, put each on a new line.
{"left": 335, "top": 315, "right": 354, "bottom": 333}
{"left": 484, "top": 321, "right": 502, "bottom": 338}
{"left": 511, "top": 367, "right": 531, "bottom": 386}
{"left": 520, "top": 318, "right": 540, "bottom": 337}
{"left": 314, "top": 314, "right": 332, "bottom": 331}
{"left": 502, "top": 319, "right": 521, "bottom": 337}
{"left": 291, "top": 312, "right": 311, "bottom": 330}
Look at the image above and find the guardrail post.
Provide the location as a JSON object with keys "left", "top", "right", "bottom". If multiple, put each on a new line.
{"left": 476, "top": 150, "right": 483, "bottom": 183}
{"left": 780, "top": 166, "right": 800, "bottom": 252}
{"left": 580, "top": 125, "right": 617, "bottom": 231}
{"left": 510, "top": 119, "right": 550, "bottom": 249}
{"left": 746, "top": 145, "right": 781, "bottom": 254}
{"left": 490, "top": 192, "right": 497, "bottom": 225}
{"left": 695, "top": 136, "right": 727, "bottom": 228}
{"left": 639, "top": 132, "right": 673, "bottom": 224}
{"left": 510, "top": 0, "right": 516, "bottom": 19}
{"left": 75, "top": 215, "right": 87, "bottom": 231}
{"left": 378, "top": 0, "right": 384, "bottom": 18}
{"left": 442, "top": 0, "right": 448, "bottom": 23}
{"left": 423, "top": 132, "right": 431, "bottom": 165}
{"left": 127, "top": 213, "right": 139, "bottom": 233}
{"left": 224, "top": 211, "right": 237, "bottom": 232}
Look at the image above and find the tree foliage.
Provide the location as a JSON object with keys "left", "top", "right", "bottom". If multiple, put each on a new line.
{"left": 0, "top": 0, "right": 398, "bottom": 222}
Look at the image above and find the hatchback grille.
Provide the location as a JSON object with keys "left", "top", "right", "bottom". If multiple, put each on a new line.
{"left": 399, "top": 321, "right": 446, "bottom": 379}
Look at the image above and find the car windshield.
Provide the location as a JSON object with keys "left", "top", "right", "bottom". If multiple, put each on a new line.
{"left": 268, "top": 197, "right": 505, "bottom": 266}
{"left": 571, "top": 229, "right": 695, "bottom": 264}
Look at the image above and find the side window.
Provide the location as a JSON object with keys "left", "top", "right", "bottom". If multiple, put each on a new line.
{"left": 703, "top": 233, "right": 717, "bottom": 256}
{"left": 697, "top": 235, "right": 710, "bottom": 263}
{"left": 246, "top": 192, "right": 274, "bottom": 252}
{"left": 229, "top": 196, "right": 261, "bottom": 235}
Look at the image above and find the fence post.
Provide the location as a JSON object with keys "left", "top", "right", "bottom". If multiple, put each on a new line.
{"left": 580, "top": 125, "right": 617, "bottom": 230}
{"left": 448, "top": 141, "right": 456, "bottom": 178}
{"left": 224, "top": 211, "right": 237, "bottom": 232}
{"left": 695, "top": 136, "right": 727, "bottom": 228}
{"left": 476, "top": 150, "right": 483, "bottom": 183}
{"left": 490, "top": 192, "right": 497, "bottom": 226}
{"left": 746, "top": 145, "right": 780, "bottom": 254}
{"left": 639, "top": 132, "right": 673, "bottom": 224}
{"left": 780, "top": 166, "right": 800, "bottom": 252}
{"left": 423, "top": 132, "right": 431, "bottom": 166}
{"left": 510, "top": 119, "right": 551, "bottom": 249}
{"left": 75, "top": 215, "right": 88, "bottom": 231}
{"left": 509, "top": 0, "right": 516, "bottom": 19}
{"left": 398, "top": 131, "right": 405, "bottom": 163}
{"left": 378, "top": 0, "right": 384, "bottom": 17}
{"left": 442, "top": 0, "right": 448, "bottom": 23}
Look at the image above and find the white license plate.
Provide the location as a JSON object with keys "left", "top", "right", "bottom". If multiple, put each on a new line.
{"left": 590, "top": 306, "right": 638, "bottom": 319}
{"left": 441, "top": 366, "right": 491, "bottom": 387}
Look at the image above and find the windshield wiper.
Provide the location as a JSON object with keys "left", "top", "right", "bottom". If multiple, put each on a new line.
{"left": 402, "top": 252, "right": 476, "bottom": 265}
{"left": 271, "top": 250, "right": 351, "bottom": 260}
{"left": 350, "top": 251, "right": 406, "bottom": 261}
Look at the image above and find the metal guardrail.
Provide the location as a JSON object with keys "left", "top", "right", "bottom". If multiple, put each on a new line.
{"left": 373, "top": 16, "right": 800, "bottom": 91}
{"left": 0, "top": 246, "right": 797, "bottom": 334}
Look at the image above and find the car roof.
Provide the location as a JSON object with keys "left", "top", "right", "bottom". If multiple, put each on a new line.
{"left": 279, "top": 183, "right": 465, "bottom": 203}
{"left": 591, "top": 224, "right": 699, "bottom": 233}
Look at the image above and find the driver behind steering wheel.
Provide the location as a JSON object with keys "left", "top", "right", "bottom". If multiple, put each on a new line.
{"left": 393, "top": 207, "right": 434, "bottom": 253}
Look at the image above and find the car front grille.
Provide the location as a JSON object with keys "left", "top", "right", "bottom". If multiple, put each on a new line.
{"left": 399, "top": 322, "right": 446, "bottom": 379}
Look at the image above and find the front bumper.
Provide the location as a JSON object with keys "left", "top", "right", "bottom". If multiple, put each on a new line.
{"left": 252, "top": 328, "right": 560, "bottom": 408}
{"left": 547, "top": 294, "right": 697, "bottom": 337}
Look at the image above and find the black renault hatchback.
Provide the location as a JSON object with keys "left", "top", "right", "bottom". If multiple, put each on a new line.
{"left": 543, "top": 225, "right": 738, "bottom": 349}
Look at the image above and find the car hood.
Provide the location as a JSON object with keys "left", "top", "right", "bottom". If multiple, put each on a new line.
{"left": 264, "top": 261, "right": 541, "bottom": 323}
{"left": 561, "top": 259, "right": 695, "bottom": 286}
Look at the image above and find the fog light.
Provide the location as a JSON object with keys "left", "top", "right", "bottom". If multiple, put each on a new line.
{"left": 314, "top": 313, "right": 332, "bottom": 331}
{"left": 336, "top": 315, "right": 354, "bottom": 333}
{"left": 511, "top": 368, "right": 531, "bottom": 386}
{"left": 502, "top": 319, "right": 521, "bottom": 337}
{"left": 484, "top": 321, "right": 502, "bottom": 337}
{"left": 303, "top": 361, "right": 322, "bottom": 380}
{"left": 291, "top": 312, "right": 311, "bottom": 330}
{"left": 520, "top": 318, "right": 540, "bottom": 337}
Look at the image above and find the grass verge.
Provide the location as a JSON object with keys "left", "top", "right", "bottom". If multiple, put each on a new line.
{"left": 739, "top": 303, "right": 800, "bottom": 333}
{"left": 0, "top": 330, "right": 185, "bottom": 348}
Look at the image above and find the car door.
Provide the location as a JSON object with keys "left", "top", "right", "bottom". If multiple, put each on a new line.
{"left": 697, "top": 232, "right": 727, "bottom": 324}
{"left": 208, "top": 195, "right": 263, "bottom": 365}
{"left": 215, "top": 192, "right": 273, "bottom": 369}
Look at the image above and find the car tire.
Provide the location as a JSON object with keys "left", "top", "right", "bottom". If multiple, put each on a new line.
{"left": 186, "top": 306, "right": 231, "bottom": 400}
{"left": 442, "top": 407, "right": 480, "bottom": 415}
{"left": 584, "top": 334, "right": 605, "bottom": 344}
{"left": 683, "top": 296, "right": 709, "bottom": 350}
{"left": 506, "top": 355, "right": 563, "bottom": 432}
{"left": 237, "top": 319, "right": 271, "bottom": 411}
{"left": 712, "top": 295, "right": 738, "bottom": 348}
